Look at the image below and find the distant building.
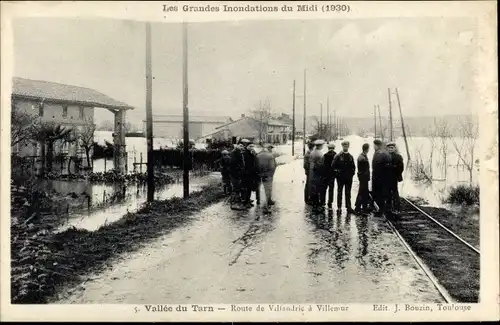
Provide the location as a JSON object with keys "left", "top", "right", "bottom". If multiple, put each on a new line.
{"left": 144, "top": 114, "right": 232, "bottom": 140}
{"left": 11, "top": 77, "right": 133, "bottom": 168}
{"left": 200, "top": 114, "right": 292, "bottom": 144}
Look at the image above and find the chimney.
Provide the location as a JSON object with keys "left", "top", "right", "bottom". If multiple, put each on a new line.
{"left": 241, "top": 114, "right": 245, "bottom": 118}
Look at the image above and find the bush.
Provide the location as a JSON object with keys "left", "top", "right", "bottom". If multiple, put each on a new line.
{"left": 445, "top": 184, "right": 480, "bottom": 206}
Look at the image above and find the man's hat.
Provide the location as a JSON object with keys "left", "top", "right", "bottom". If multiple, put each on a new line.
{"left": 221, "top": 150, "right": 229, "bottom": 155}
{"left": 341, "top": 140, "right": 350, "bottom": 146}
{"left": 240, "top": 138, "right": 251, "bottom": 144}
{"left": 386, "top": 141, "right": 396, "bottom": 147}
{"left": 314, "top": 139, "right": 325, "bottom": 145}
{"left": 327, "top": 143, "right": 336, "bottom": 149}
{"left": 373, "top": 139, "right": 382, "bottom": 145}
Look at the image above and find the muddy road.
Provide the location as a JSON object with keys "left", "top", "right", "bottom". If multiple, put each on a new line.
{"left": 55, "top": 159, "right": 443, "bottom": 304}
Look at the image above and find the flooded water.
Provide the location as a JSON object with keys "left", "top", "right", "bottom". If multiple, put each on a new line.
{"left": 51, "top": 172, "right": 221, "bottom": 232}
{"left": 56, "top": 159, "right": 444, "bottom": 304}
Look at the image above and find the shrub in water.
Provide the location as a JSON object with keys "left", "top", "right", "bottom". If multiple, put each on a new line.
{"left": 445, "top": 184, "right": 480, "bottom": 206}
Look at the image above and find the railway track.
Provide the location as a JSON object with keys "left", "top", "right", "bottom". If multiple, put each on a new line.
{"left": 369, "top": 194, "right": 480, "bottom": 303}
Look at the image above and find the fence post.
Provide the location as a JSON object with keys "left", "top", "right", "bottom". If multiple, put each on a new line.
{"left": 140, "top": 152, "right": 143, "bottom": 173}
{"left": 104, "top": 158, "right": 107, "bottom": 172}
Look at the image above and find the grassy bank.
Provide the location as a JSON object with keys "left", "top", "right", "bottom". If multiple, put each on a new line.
{"left": 391, "top": 199, "right": 479, "bottom": 302}
{"left": 11, "top": 183, "right": 225, "bottom": 304}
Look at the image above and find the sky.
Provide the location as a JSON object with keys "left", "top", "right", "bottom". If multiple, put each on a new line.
{"left": 12, "top": 17, "right": 477, "bottom": 123}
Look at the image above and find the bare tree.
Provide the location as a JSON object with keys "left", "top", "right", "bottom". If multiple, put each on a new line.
{"left": 434, "top": 117, "right": 451, "bottom": 179}
{"left": 423, "top": 124, "right": 438, "bottom": 179}
{"left": 33, "top": 122, "right": 73, "bottom": 176}
{"left": 11, "top": 103, "right": 40, "bottom": 147}
{"left": 249, "top": 99, "right": 272, "bottom": 143}
{"left": 79, "top": 118, "right": 96, "bottom": 168}
{"left": 451, "top": 116, "right": 479, "bottom": 184}
{"left": 96, "top": 119, "right": 114, "bottom": 131}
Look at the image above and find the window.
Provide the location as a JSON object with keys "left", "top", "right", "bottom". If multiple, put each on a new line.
{"left": 62, "top": 105, "right": 68, "bottom": 118}
{"left": 39, "top": 103, "right": 44, "bottom": 117}
{"left": 79, "top": 106, "right": 84, "bottom": 119}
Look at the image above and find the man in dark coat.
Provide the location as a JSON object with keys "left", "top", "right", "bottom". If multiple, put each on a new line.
{"left": 303, "top": 141, "right": 315, "bottom": 205}
{"left": 386, "top": 142, "right": 404, "bottom": 214}
{"left": 230, "top": 141, "right": 247, "bottom": 210}
{"left": 355, "top": 143, "right": 371, "bottom": 215}
{"left": 371, "top": 139, "right": 392, "bottom": 216}
{"left": 220, "top": 149, "right": 232, "bottom": 195}
{"left": 332, "top": 140, "right": 356, "bottom": 214}
{"left": 245, "top": 143, "right": 261, "bottom": 206}
{"left": 322, "top": 143, "right": 337, "bottom": 209}
{"left": 241, "top": 140, "right": 258, "bottom": 207}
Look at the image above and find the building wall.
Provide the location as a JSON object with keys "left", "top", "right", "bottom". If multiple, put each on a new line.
{"left": 149, "top": 121, "right": 225, "bottom": 139}
{"left": 11, "top": 98, "right": 94, "bottom": 166}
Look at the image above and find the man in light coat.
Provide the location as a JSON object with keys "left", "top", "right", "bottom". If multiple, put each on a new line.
{"left": 303, "top": 141, "right": 315, "bottom": 205}
{"left": 309, "top": 139, "right": 325, "bottom": 211}
{"left": 256, "top": 143, "right": 277, "bottom": 211}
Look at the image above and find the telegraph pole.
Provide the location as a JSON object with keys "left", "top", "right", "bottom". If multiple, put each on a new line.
{"left": 145, "top": 22, "right": 154, "bottom": 202}
{"left": 388, "top": 88, "right": 393, "bottom": 141}
{"left": 320, "top": 102, "right": 323, "bottom": 138}
{"left": 377, "top": 105, "right": 384, "bottom": 141}
{"left": 326, "top": 97, "right": 330, "bottom": 141}
{"left": 395, "top": 88, "right": 411, "bottom": 161}
{"left": 292, "top": 80, "right": 296, "bottom": 156}
{"left": 182, "top": 22, "right": 189, "bottom": 199}
{"left": 302, "top": 69, "right": 307, "bottom": 156}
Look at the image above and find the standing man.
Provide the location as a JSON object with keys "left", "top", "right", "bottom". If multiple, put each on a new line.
{"left": 247, "top": 143, "right": 261, "bottom": 205}
{"left": 322, "top": 143, "right": 337, "bottom": 210}
{"left": 256, "top": 143, "right": 277, "bottom": 211}
{"left": 355, "top": 143, "right": 371, "bottom": 215}
{"left": 309, "top": 139, "right": 325, "bottom": 212}
{"left": 303, "top": 140, "right": 315, "bottom": 205}
{"left": 371, "top": 139, "right": 392, "bottom": 216}
{"left": 241, "top": 139, "right": 257, "bottom": 208}
{"left": 332, "top": 140, "right": 356, "bottom": 214}
{"left": 386, "top": 142, "right": 404, "bottom": 215}
{"left": 220, "top": 149, "right": 232, "bottom": 196}
{"left": 230, "top": 140, "right": 246, "bottom": 210}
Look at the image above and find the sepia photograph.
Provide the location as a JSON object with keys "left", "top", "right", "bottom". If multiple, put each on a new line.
{"left": 1, "top": 0, "right": 498, "bottom": 322}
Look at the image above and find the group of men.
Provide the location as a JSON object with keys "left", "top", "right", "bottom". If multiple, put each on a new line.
{"left": 219, "top": 138, "right": 277, "bottom": 212}
{"left": 304, "top": 138, "right": 404, "bottom": 217}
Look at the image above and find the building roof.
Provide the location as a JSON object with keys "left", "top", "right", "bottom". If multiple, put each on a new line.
{"left": 268, "top": 118, "right": 291, "bottom": 127}
{"left": 151, "top": 114, "right": 230, "bottom": 123}
{"left": 11, "top": 77, "right": 134, "bottom": 110}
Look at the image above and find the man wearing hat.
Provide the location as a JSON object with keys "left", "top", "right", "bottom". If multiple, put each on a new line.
{"left": 220, "top": 149, "right": 232, "bottom": 196}
{"left": 229, "top": 139, "right": 248, "bottom": 210}
{"left": 355, "top": 143, "right": 371, "bottom": 215}
{"left": 241, "top": 139, "right": 258, "bottom": 208}
{"left": 256, "top": 143, "right": 277, "bottom": 211}
{"left": 332, "top": 140, "right": 356, "bottom": 214}
{"left": 322, "top": 142, "right": 337, "bottom": 209}
{"left": 386, "top": 141, "right": 404, "bottom": 214}
{"left": 309, "top": 139, "right": 326, "bottom": 211}
{"left": 371, "top": 139, "right": 392, "bottom": 216}
{"left": 303, "top": 140, "right": 316, "bottom": 205}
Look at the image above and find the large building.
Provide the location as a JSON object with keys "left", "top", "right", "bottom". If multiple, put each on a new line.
{"left": 200, "top": 114, "right": 292, "bottom": 144}
{"left": 144, "top": 114, "right": 232, "bottom": 140}
{"left": 11, "top": 77, "right": 133, "bottom": 170}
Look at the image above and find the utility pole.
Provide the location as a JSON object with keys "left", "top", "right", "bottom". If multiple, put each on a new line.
{"left": 388, "top": 88, "right": 393, "bottom": 141}
{"left": 302, "top": 69, "right": 307, "bottom": 156}
{"left": 326, "top": 97, "right": 330, "bottom": 141}
{"left": 320, "top": 102, "right": 323, "bottom": 138}
{"left": 395, "top": 87, "right": 411, "bottom": 162}
{"left": 333, "top": 108, "right": 337, "bottom": 140}
{"left": 292, "top": 80, "right": 296, "bottom": 156}
{"left": 182, "top": 22, "right": 189, "bottom": 199}
{"left": 377, "top": 105, "right": 384, "bottom": 141}
{"left": 374, "top": 104, "right": 377, "bottom": 139}
{"left": 145, "top": 22, "right": 154, "bottom": 202}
